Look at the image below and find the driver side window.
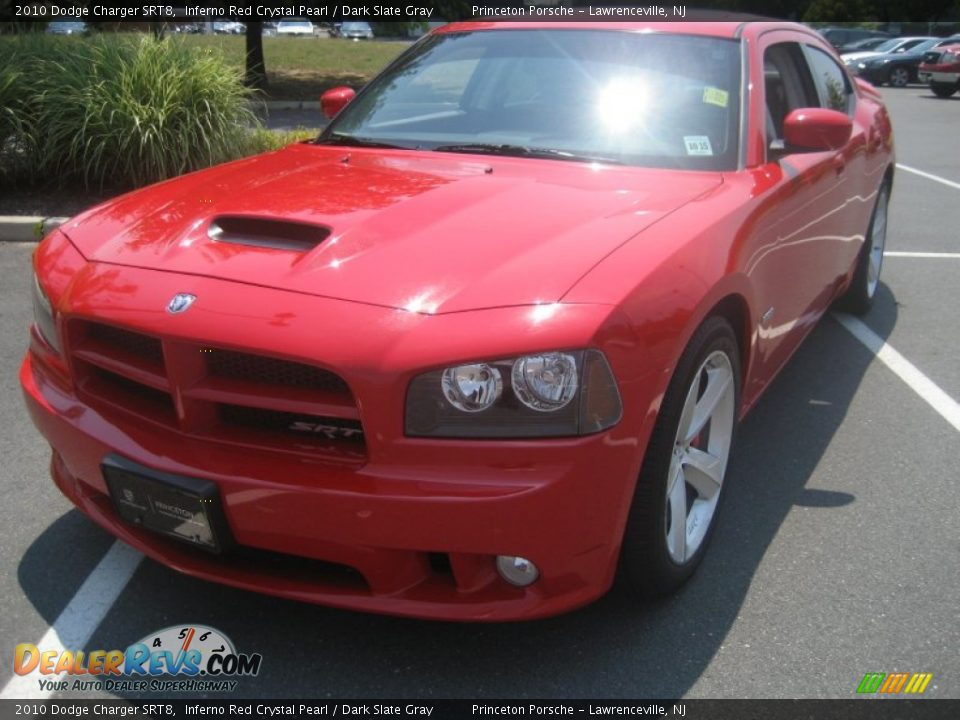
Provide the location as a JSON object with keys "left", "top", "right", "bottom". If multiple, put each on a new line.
{"left": 763, "top": 43, "right": 818, "bottom": 156}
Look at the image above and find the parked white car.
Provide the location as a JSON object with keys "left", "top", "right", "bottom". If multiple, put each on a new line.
{"left": 276, "top": 20, "right": 315, "bottom": 37}
{"left": 842, "top": 36, "right": 934, "bottom": 66}
{"left": 212, "top": 21, "right": 245, "bottom": 35}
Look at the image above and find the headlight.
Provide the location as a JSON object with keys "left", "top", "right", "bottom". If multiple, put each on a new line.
{"left": 442, "top": 363, "right": 502, "bottom": 412}
{"left": 32, "top": 271, "right": 61, "bottom": 354}
{"left": 858, "top": 62, "right": 868, "bottom": 69}
{"left": 512, "top": 353, "right": 579, "bottom": 411}
{"left": 405, "top": 349, "right": 622, "bottom": 438}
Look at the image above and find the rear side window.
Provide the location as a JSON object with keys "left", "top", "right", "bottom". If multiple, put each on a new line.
{"left": 804, "top": 46, "right": 854, "bottom": 114}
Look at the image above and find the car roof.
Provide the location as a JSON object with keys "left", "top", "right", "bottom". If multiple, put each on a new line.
{"left": 437, "top": 21, "right": 814, "bottom": 39}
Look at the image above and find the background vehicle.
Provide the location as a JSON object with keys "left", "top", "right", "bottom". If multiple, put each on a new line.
{"left": 212, "top": 21, "right": 245, "bottom": 35}
{"left": 919, "top": 42, "right": 960, "bottom": 97}
{"left": 45, "top": 21, "right": 88, "bottom": 36}
{"left": 339, "top": 21, "right": 374, "bottom": 40}
{"left": 841, "top": 36, "right": 934, "bottom": 65}
{"left": 276, "top": 20, "right": 315, "bottom": 37}
{"left": 818, "top": 26, "right": 889, "bottom": 50}
{"left": 838, "top": 37, "right": 889, "bottom": 53}
{"left": 848, "top": 38, "right": 940, "bottom": 86}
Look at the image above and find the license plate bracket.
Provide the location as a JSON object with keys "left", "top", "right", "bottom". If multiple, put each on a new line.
{"left": 102, "top": 455, "right": 232, "bottom": 554}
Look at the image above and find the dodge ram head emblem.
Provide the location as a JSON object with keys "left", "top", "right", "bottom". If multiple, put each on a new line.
{"left": 167, "top": 293, "right": 196, "bottom": 314}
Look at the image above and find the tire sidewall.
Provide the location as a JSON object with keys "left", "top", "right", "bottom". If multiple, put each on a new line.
{"left": 836, "top": 180, "right": 890, "bottom": 314}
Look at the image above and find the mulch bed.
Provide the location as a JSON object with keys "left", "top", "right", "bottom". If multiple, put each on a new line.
{"left": 0, "top": 189, "right": 113, "bottom": 219}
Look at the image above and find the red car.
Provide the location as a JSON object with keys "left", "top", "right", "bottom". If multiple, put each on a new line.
{"left": 22, "top": 22, "right": 894, "bottom": 621}
{"left": 918, "top": 42, "right": 960, "bottom": 97}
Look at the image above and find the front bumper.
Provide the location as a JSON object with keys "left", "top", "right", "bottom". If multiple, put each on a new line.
{"left": 852, "top": 65, "right": 893, "bottom": 84}
{"left": 21, "top": 263, "right": 655, "bottom": 621}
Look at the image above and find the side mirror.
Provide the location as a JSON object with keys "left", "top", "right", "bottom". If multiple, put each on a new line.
{"left": 783, "top": 108, "right": 852, "bottom": 151}
{"left": 320, "top": 86, "right": 356, "bottom": 120}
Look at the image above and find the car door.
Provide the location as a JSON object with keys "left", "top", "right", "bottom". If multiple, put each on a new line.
{"left": 801, "top": 42, "right": 874, "bottom": 282}
{"left": 741, "top": 31, "right": 866, "bottom": 401}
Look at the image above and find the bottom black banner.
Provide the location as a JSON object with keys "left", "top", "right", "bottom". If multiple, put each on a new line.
{"left": 0, "top": 700, "right": 958, "bottom": 720}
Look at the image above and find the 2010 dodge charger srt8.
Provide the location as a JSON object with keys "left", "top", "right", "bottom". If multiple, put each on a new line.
{"left": 22, "top": 22, "right": 894, "bottom": 621}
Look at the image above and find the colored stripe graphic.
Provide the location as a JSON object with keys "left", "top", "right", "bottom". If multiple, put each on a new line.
{"left": 857, "top": 672, "right": 933, "bottom": 694}
{"left": 857, "top": 673, "right": 885, "bottom": 693}
{"left": 904, "top": 673, "right": 933, "bottom": 694}
{"left": 880, "top": 672, "right": 910, "bottom": 693}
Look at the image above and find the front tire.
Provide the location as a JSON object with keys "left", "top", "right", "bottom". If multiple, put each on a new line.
{"left": 888, "top": 67, "right": 911, "bottom": 87}
{"left": 836, "top": 181, "right": 890, "bottom": 315}
{"left": 930, "top": 82, "right": 958, "bottom": 98}
{"left": 620, "top": 316, "right": 740, "bottom": 598}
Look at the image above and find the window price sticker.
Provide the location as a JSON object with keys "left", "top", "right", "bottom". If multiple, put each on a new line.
{"left": 703, "top": 86, "right": 730, "bottom": 108}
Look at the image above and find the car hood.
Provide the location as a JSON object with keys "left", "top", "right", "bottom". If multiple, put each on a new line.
{"left": 61, "top": 143, "right": 721, "bottom": 314}
{"left": 843, "top": 51, "right": 887, "bottom": 63}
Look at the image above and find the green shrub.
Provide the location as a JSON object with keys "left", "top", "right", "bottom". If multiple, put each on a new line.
{"left": 1, "top": 34, "right": 260, "bottom": 191}
{"left": 243, "top": 126, "right": 319, "bottom": 155}
{"left": 0, "top": 44, "right": 28, "bottom": 183}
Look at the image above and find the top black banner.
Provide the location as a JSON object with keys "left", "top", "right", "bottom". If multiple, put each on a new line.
{"left": 0, "top": 2, "right": 780, "bottom": 24}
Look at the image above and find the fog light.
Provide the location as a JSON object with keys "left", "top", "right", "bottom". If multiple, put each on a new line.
{"left": 496, "top": 555, "right": 539, "bottom": 587}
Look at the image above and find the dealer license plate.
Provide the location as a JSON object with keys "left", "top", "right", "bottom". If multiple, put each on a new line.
{"left": 102, "top": 455, "right": 231, "bottom": 553}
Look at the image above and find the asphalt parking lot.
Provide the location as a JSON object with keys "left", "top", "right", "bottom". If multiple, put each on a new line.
{"left": 0, "top": 85, "right": 958, "bottom": 701}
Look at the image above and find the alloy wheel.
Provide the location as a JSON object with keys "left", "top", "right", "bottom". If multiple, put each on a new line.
{"left": 664, "top": 350, "right": 736, "bottom": 564}
{"left": 889, "top": 67, "right": 910, "bottom": 87}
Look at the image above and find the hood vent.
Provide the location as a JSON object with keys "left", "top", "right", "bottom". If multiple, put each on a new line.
{"left": 208, "top": 217, "right": 331, "bottom": 252}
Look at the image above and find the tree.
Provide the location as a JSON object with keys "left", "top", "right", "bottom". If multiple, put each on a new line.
{"left": 245, "top": 21, "right": 267, "bottom": 90}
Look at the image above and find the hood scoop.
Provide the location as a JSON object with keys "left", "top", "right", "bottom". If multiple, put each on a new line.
{"left": 208, "top": 216, "right": 331, "bottom": 252}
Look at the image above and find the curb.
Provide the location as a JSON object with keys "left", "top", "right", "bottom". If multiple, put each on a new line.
{"left": 262, "top": 100, "right": 322, "bottom": 110}
{"left": 0, "top": 216, "right": 69, "bottom": 242}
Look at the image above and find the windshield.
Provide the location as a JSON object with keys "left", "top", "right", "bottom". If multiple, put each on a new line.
{"left": 873, "top": 39, "right": 902, "bottom": 53}
{"left": 322, "top": 30, "right": 742, "bottom": 171}
{"left": 911, "top": 39, "right": 938, "bottom": 53}
{"left": 342, "top": 22, "right": 371, "bottom": 31}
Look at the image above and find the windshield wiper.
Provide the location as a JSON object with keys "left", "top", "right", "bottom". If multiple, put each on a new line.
{"left": 316, "top": 133, "right": 411, "bottom": 150}
{"left": 432, "top": 143, "right": 622, "bottom": 165}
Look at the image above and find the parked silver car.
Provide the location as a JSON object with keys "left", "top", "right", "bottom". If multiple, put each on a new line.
{"left": 340, "top": 22, "right": 374, "bottom": 40}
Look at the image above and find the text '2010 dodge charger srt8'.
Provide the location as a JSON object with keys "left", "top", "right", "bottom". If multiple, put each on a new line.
{"left": 22, "top": 22, "right": 894, "bottom": 621}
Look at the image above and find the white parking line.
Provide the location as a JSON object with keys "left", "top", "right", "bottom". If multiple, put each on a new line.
{"left": 884, "top": 251, "right": 960, "bottom": 258}
{"left": 0, "top": 542, "right": 143, "bottom": 700}
{"left": 896, "top": 164, "right": 960, "bottom": 191}
{"left": 834, "top": 313, "right": 960, "bottom": 434}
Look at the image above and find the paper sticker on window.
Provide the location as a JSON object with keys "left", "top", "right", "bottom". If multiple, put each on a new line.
{"left": 703, "top": 87, "right": 729, "bottom": 108}
{"left": 684, "top": 136, "right": 713, "bottom": 156}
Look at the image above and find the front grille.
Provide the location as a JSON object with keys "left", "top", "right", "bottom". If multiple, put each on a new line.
{"left": 220, "top": 404, "right": 362, "bottom": 437}
{"left": 69, "top": 321, "right": 365, "bottom": 462}
{"left": 87, "top": 323, "right": 165, "bottom": 366}
{"left": 209, "top": 350, "right": 350, "bottom": 393}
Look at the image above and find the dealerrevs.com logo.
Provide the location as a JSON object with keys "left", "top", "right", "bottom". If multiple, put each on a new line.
{"left": 14, "top": 625, "right": 262, "bottom": 693}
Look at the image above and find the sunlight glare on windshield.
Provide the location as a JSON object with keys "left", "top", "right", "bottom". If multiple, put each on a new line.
{"left": 596, "top": 77, "right": 650, "bottom": 133}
